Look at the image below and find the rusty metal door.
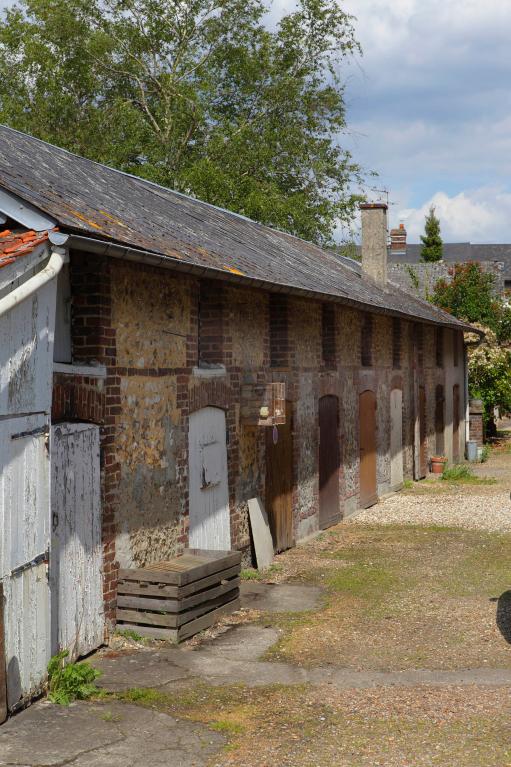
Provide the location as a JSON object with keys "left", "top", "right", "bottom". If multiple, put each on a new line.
{"left": 319, "top": 396, "right": 341, "bottom": 529}
{"left": 359, "top": 390, "right": 377, "bottom": 508}
{"left": 453, "top": 384, "right": 460, "bottom": 462}
{"left": 266, "top": 402, "right": 294, "bottom": 551}
{"left": 435, "top": 385, "right": 445, "bottom": 455}
{"left": 419, "top": 386, "right": 428, "bottom": 477}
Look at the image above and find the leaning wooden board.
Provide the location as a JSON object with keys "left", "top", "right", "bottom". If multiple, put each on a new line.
{"left": 116, "top": 549, "right": 242, "bottom": 643}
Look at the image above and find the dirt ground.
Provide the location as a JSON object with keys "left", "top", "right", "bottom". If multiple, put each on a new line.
{"left": 2, "top": 440, "right": 511, "bottom": 766}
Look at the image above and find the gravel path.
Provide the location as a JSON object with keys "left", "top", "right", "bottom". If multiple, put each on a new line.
{"left": 351, "top": 488, "right": 511, "bottom": 532}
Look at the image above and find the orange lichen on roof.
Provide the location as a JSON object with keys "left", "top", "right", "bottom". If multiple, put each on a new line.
{"left": 224, "top": 265, "right": 245, "bottom": 276}
{"left": 0, "top": 228, "right": 51, "bottom": 268}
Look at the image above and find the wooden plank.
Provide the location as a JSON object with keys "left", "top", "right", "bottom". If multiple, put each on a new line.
{"left": 118, "top": 551, "right": 241, "bottom": 587}
{"left": 248, "top": 498, "right": 274, "bottom": 570}
{"left": 118, "top": 596, "right": 240, "bottom": 643}
{"left": 117, "top": 577, "right": 240, "bottom": 613}
{"left": 118, "top": 564, "right": 241, "bottom": 599}
{"left": 117, "top": 587, "right": 239, "bottom": 629}
{"left": 0, "top": 584, "right": 6, "bottom": 724}
{"left": 177, "top": 597, "right": 240, "bottom": 641}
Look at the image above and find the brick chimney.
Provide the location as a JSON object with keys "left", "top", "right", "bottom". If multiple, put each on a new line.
{"left": 390, "top": 223, "right": 407, "bottom": 256}
{"left": 360, "top": 202, "right": 388, "bottom": 287}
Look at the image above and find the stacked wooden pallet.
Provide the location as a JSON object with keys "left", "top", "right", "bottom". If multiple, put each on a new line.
{"left": 116, "top": 548, "right": 241, "bottom": 643}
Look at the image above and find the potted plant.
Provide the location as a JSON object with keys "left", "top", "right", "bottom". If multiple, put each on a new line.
{"left": 430, "top": 455, "right": 448, "bottom": 474}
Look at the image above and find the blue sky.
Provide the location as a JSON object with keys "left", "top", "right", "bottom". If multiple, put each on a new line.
{"left": 2, "top": 0, "right": 511, "bottom": 242}
{"left": 335, "top": 0, "right": 511, "bottom": 242}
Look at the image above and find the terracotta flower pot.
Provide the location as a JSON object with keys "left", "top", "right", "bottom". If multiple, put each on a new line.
{"left": 430, "top": 455, "right": 447, "bottom": 474}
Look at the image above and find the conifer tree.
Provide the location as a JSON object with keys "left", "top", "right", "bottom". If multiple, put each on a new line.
{"left": 420, "top": 206, "right": 443, "bottom": 262}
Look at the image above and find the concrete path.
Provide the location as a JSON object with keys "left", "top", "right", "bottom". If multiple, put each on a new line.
{"left": 92, "top": 623, "right": 511, "bottom": 692}
{"left": 0, "top": 699, "right": 224, "bottom": 767}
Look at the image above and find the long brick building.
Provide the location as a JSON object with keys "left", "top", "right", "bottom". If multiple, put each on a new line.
{"left": 0, "top": 126, "right": 474, "bottom": 707}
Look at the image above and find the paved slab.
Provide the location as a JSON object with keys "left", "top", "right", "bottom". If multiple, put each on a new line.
{"left": 93, "top": 648, "right": 191, "bottom": 692}
{"left": 0, "top": 700, "right": 223, "bottom": 767}
{"left": 240, "top": 582, "right": 324, "bottom": 612}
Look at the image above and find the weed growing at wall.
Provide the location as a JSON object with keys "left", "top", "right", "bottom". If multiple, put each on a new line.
{"left": 47, "top": 650, "right": 101, "bottom": 705}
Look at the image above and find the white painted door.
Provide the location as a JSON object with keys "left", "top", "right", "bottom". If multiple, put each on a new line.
{"left": 51, "top": 423, "right": 104, "bottom": 659}
{"left": 0, "top": 413, "right": 51, "bottom": 710}
{"left": 188, "top": 407, "right": 230, "bottom": 550}
{"left": 390, "top": 388, "right": 404, "bottom": 489}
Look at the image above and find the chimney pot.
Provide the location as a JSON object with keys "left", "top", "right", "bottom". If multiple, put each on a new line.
{"left": 389, "top": 222, "right": 407, "bottom": 256}
{"left": 360, "top": 203, "right": 388, "bottom": 287}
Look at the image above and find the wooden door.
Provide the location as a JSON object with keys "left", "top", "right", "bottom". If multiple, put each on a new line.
{"left": 189, "top": 407, "right": 230, "bottom": 550}
{"left": 359, "top": 390, "right": 377, "bottom": 508}
{"left": 0, "top": 413, "right": 51, "bottom": 711}
{"left": 453, "top": 384, "right": 460, "bottom": 462}
{"left": 435, "top": 385, "right": 445, "bottom": 455}
{"left": 419, "top": 386, "right": 427, "bottom": 477}
{"left": 51, "top": 423, "right": 104, "bottom": 660}
{"left": 266, "top": 402, "right": 294, "bottom": 551}
{"left": 319, "top": 396, "right": 341, "bottom": 530}
{"left": 390, "top": 388, "right": 403, "bottom": 489}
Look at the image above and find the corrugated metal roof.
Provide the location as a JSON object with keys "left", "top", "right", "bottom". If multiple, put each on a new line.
{"left": 0, "top": 125, "right": 472, "bottom": 330}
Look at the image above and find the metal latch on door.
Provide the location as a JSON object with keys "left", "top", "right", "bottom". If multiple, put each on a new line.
{"left": 10, "top": 547, "right": 49, "bottom": 578}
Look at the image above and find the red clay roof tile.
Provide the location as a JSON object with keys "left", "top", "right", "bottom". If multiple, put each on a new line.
{"left": 0, "top": 228, "right": 53, "bottom": 266}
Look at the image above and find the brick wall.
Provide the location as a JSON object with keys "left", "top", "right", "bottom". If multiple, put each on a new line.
{"left": 53, "top": 250, "right": 466, "bottom": 627}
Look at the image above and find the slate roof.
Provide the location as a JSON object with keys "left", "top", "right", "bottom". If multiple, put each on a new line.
{"left": 0, "top": 228, "right": 50, "bottom": 269}
{"left": 390, "top": 243, "right": 511, "bottom": 276}
{"left": 0, "top": 125, "right": 472, "bottom": 331}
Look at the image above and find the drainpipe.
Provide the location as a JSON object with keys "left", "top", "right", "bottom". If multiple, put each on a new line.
{"left": 0, "top": 244, "right": 67, "bottom": 318}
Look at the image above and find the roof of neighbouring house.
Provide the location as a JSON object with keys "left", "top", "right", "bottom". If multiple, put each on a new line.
{"left": 0, "top": 124, "right": 474, "bottom": 331}
{"left": 389, "top": 243, "right": 511, "bottom": 273}
{"left": 0, "top": 228, "right": 50, "bottom": 269}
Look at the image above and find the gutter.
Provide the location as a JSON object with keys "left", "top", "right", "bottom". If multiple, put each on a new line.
{"left": 68, "top": 233, "right": 475, "bottom": 333}
{"left": 0, "top": 245, "right": 67, "bottom": 318}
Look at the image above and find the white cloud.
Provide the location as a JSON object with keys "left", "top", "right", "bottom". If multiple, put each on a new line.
{"left": 399, "top": 187, "right": 511, "bottom": 243}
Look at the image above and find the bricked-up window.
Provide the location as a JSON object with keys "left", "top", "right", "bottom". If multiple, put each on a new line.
{"left": 361, "top": 313, "right": 373, "bottom": 367}
{"left": 198, "top": 280, "right": 224, "bottom": 367}
{"left": 436, "top": 327, "right": 444, "bottom": 368}
{"left": 392, "top": 317, "right": 401, "bottom": 369}
{"left": 414, "top": 324, "right": 424, "bottom": 368}
{"left": 453, "top": 330, "right": 459, "bottom": 367}
{"left": 269, "top": 294, "right": 289, "bottom": 368}
{"left": 321, "top": 303, "right": 336, "bottom": 367}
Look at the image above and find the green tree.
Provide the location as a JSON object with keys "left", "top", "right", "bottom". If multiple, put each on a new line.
{"left": 467, "top": 325, "right": 511, "bottom": 430}
{"left": 431, "top": 263, "right": 511, "bottom": 431}
{"left": 432, "top": 262, "right": 511, "bottom": 343}
{"left": 0, "top": 0, "right": 365, "bottom": 245}
{"left": 420, "top": 205, "right": 443, "bottom": 262}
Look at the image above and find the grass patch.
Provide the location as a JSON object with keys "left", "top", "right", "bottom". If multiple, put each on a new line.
{"left": 241, "top": 563, "right": 283, "bottom": 581}
{"left": 262, "top": 524, "right": 511, "bottom": 671}
{"left": 403, "top": 479, "right": 414, "bottom": 489}
{"left": 441, "top": 463, "right": 496, "bottom": 484}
